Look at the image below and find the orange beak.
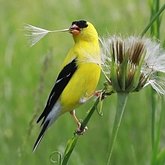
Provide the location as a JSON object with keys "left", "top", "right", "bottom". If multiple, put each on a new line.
{"left": 69, "top": 24, "right": 81, "bottom": 35}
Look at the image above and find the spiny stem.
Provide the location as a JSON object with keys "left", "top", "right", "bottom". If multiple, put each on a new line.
{"left": 107, "top": 93, "right": 128, "bottom": 165}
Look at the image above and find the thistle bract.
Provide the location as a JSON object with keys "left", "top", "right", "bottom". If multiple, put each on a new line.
{"left": 102, "top": 36, "right": 165, "bottom": 95}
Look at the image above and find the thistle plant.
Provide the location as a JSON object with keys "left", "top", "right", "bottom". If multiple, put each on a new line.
{"left": 101, "top": 36, "right": 165, "bottom": 164}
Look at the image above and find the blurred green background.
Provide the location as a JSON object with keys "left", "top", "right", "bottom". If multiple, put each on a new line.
{"left": 0, "top": 0, "right": 165, "bottom": 164}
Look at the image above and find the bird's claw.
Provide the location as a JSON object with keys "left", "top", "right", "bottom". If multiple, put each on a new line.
{"left": 94, "top": 90, "right": 105, "bottom": 100}
{"left": 75, "top": 122, "right": 88, "bottom": 135}
{"left": 94, "top": 90, "right": 102, "bottom": 97}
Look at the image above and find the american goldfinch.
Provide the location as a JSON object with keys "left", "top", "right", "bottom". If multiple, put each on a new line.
{"left": 33, "top": 20, "right": 101, "bottom": 151}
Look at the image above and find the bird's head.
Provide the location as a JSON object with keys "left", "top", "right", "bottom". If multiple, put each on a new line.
{"left": 69, "top": 20, "right": 99, "bottom": 43}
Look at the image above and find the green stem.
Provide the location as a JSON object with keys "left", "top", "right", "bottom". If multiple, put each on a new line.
{"left": 149, "top": 1, "right": 162, "bottom": 165}
{"left": 152, "top": 97, "right": 165, "bottom": 165}
{"left": 150, "top": 0, "right": 160, "bottom": 38}
{"left": 156, "top": 98, "right": 165, "bottom": 155}
{"left": 61, "top": 96, "right": 101, "bottom": 165}
{"left": 141, "top": 3, "right": 165, "bottom": 37}
{"left": 151, "top": 90, "right": 157, "bottom": 165}
{"left": 80, "top": 97, "right": 100, "bottom": 131}
{"left": 151, "top": 90, "right": 156, "bottom": 151}
{"left": 62, "top": 136, "right": 79, "bottom": 165}
{"left": 107, "top": 93, "right": 128, "bottom": 165}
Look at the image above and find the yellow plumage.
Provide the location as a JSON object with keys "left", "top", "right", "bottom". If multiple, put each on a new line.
{"left": 33, "top": 20, "right": 101, "bottom": 151}
{"left": 61, "top": 23, "right": 101, "bottom": 112}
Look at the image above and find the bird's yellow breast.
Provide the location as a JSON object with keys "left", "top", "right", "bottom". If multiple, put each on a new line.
{"left": 60, "top": 62, "right": 101, "bottom": 113}
{"left": 59, "top": 24, "right": 101, "bottom": 114}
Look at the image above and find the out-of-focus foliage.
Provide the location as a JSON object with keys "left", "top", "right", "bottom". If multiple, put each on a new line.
{"left": 0, "top": 0, "right": 165, "bottom": 164}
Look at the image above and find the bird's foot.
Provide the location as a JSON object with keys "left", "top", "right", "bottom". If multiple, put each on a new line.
{"left": 75, "top": 122, "right": 88, "bottom": 135}
{"left": 70, "top": 110, "right": 88, "bottom": 135}
{"left": 94, "top": 90, "right": 102, "bottom": 97}
{"left": 94, "top": 90, "right": 105, "bottom": 100}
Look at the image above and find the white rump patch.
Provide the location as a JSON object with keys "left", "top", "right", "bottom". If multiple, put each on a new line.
{"left": 47, "top": 101, "right": 61, "bottom": 126}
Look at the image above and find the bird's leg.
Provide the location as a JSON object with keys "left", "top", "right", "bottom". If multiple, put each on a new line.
{"left": 70, "top": 110, "right": 87, "bottom": 135}
{"left": 70, "top": 110, "right": 81, "bottom": 128}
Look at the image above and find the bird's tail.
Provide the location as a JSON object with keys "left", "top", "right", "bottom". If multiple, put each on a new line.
{"left": 32, "top": 103, "right": 61, "bottom": 152}
{"left": 32, "top": 120, "right": 50, "bottom": 152}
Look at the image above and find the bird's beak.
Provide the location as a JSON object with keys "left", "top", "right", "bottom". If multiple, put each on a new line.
{"left": 69, "top": 24, "right": 81, "bottom": 35}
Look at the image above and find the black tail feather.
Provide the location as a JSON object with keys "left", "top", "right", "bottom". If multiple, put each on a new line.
{"left": 36, "top": 108, "right": 46, "bottom": 123}
{"left": 33, "top": 120, "right": 50, "bottom": 152}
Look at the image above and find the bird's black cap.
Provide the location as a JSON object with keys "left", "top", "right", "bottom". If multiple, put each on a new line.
{"left": 72, "top": 20, "right": 88, "bottom": 28}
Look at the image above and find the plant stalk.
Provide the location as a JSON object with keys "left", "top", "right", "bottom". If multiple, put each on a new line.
{"left": 149, "top": 0, "right": 162, "bottom": 165}
{"left": 107, "top": 93, "right": 128, "bottom": 165}
{"left": 141, "top": 2, "right": 165, "bottom": 37}
{"left": 61, "top": 96, "right": 101, "bottom": 165}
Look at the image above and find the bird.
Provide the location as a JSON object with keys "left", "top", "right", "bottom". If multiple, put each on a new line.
{"left": 33, "top": 20, "right": 101, "bottom": 152}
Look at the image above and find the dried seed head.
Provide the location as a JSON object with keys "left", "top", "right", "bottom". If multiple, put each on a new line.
{"left": 128, "top": 41, "right": 145, "bottom": 65}
{"left": 101, "top": 36, "right": 165, "bottom": 94}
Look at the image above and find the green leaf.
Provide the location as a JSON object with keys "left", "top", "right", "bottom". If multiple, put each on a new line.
{"left": 110, "top": 62, "right": 121, "bottom": 92}
{"left": 118, "top": 54, "right": 128, "bottom": 91}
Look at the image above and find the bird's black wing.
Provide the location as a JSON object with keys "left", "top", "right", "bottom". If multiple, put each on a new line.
{"left": 36, "top": 58, "right": 77, "bottom": 125}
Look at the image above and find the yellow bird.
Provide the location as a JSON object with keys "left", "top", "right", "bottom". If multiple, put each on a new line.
{"left": 33, "top": 20, "right": 101, "bottom": 151}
